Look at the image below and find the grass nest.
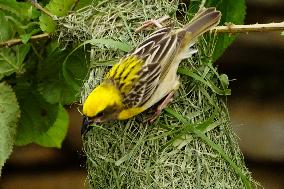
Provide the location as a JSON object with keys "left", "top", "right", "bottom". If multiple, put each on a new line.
{"left": 57, "top": 0, "right": 261, "bottom": 188}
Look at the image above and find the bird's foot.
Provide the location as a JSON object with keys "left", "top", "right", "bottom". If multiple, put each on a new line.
{"left": 145, "top": 91, "right": 175, "bottom": 123}
{"left": 135, "top": 15, "right": 170, "bottom": 32}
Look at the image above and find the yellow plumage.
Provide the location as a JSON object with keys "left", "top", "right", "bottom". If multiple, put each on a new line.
{"left": 83, "top": 83, "right": 123, "bottom": 118}
{"left": 82, "top": 7, "right": 221, "bottom": 134}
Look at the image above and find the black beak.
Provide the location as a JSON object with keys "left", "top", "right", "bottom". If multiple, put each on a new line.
{"left": 81, "top": 116, "right": 93, "bottom": 136}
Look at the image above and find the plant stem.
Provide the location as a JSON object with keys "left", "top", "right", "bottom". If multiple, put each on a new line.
{"left": 0, "top": 22, "right": 283, "bottom": 48}
{"left": 0, "top": 33, "right": 50, "bottom": 48}
{"left": 214, "top": 22, "right": 284, "bottom": 33}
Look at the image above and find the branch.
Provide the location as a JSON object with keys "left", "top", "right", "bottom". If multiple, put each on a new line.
{"left": 213, "top": 22, "right": 284, "bottom": 33}
{"left": 0, "top": 33, "right": 50, "bottom": 48}
{"left": 1, "top": 22, "right": 284, "bottom": 48}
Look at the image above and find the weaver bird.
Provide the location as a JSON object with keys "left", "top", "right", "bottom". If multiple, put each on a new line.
{"left": 81, "top": 7, "right": 221, "bottom": 135}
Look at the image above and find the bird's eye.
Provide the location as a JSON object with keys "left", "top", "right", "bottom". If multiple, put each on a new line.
{"left": 96, "top": 112, "right": 104, "bottom": 117}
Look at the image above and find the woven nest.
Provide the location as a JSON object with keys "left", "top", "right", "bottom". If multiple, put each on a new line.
{"left": 57, "top": 0, "right": 260, "bottom": 188}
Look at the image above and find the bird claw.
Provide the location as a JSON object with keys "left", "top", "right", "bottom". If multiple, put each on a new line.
{"left": 135, "top": 15, "right": 170, "bottom": 32}
{"left": 144, "top": 91, "right": 175, "bottom": 123}
{"left": 144, "top": 109, "right": 162, "bottom": 123}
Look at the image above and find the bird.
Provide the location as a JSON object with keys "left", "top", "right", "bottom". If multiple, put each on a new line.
{"left": 81, "top": 7, "right": 221, "bottom": 135}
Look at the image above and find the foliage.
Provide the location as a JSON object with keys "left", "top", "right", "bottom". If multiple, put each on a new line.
{"left": 0, "top": 0, "right": 89, "bottom": 174}
{"left": 39, "top": 0, "right": 78, "bottom": 33}
{"left": 0, "top": 83, "right": 20, "bottom": 175}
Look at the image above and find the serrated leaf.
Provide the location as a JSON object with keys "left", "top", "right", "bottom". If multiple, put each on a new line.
{"left": 0, "top": 82, "right": 20, "bottom": 175}
{"left": 14, "top": 80, "right": 59, "bottom": 146}
{"left": 205, "top": 0, "right": 246, "bottom": 60}
{"left": 39, "top": 0, "right": 77, "bottom": 33}
{"left": 0, "top": 44, "right": 30, "bottom": 80}
{"left": 34, "top": 105, "right": 69, "bottom": 148}
{"left": 37, "top": 47, "right": 89, "bottom": 105}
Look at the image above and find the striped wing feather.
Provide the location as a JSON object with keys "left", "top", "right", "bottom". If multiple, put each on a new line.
{"left": 123, "top": 28, "right": 180, "bottom": 107}
{"left": 106, "top": 27, "right": 179, "bottom": 108}
{"left": 106, "top": 7, "right": 221, "bottom": 108}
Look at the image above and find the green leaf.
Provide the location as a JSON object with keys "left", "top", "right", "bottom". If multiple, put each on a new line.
{"left": 0, "top": 0, "right": 39, "bottom": 21}
{"left": 34, "top": 105, "right": 69, "bottom": 148}
{"left": 0, "top": 12, "right": 13, "bottom": 42}
{"left": 0, "top": 3, "right": 39, "bottom": 39}
{"left": 46, "top": 0, "right": 77, "bottom": 16}
{"left": 0, "top": 0, "right": 40, "bottom": 37}
{"left": 37, "top": 47, "right": 89, "bottom": 104}
{"left": 39, "top": 0, "right": 77, "bottom": 33}
{"left": 0, "top": 44, "right": 30, "bottom": 80}
{"left": 62, "top": 38, "right": 130, "bottom": 90}
{"left": 20, "top": 34, "right": 31, "bottom": 44}
{"left": 0, "top": 82, "right": 20, "bottom": 175}
{"left": 14, "top": 80, "right": 59, "bottom": 146}
{"left": 88, "top": 38, "right": 132, "bottom": 52}
{"left": 205, "top": 0, "right": 246, "bottom": 60}
{"left": 20, "top": 29, "right": 41, "bottom": 44}
{"left": 74, "top": 0, "right": 96, "bottom": 10}
{"left": 39, "top": 14, "right": 56, "bottom": 33}
{"left": 195, "top": 109, "right": 218, "bottom": 132}
{"left": 281, "top": 31, "right": 284, "bottom": 36}
{"left": 64, "top": 47, "right": 90, "bottom": 90}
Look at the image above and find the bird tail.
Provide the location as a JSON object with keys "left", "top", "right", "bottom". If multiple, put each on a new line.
{"left": 183, "top": 7, "right": 221, "bottom": 40}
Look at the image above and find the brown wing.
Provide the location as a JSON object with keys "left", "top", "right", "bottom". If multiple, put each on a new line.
{"left": 123, "top": 62, "right": 161, "bottom": 108}
{"left": 123, "top": 28, "right": 181, "bottom": 108}
{"left": 121, "top": 8, "right": 221, "bottom": 108}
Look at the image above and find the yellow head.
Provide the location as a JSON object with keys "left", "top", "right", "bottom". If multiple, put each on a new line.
{"left": 83, "top": 82, "right": 123, "bottom": 122}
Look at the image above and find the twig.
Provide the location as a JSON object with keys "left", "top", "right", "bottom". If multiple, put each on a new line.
{"left": 29, "top": 0, "right": 53, "bottom": 17}
{"left": 213, "top": 22, "right": 284, "bottom": 33}
{"left": 0, "top": 33, "right": 50, "bottom": 48}
{"left": 135, "top": 18, "right": 284, "bottom": 34}
{"left": 1, "top": 22, "right": 284, "bottom": 48}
